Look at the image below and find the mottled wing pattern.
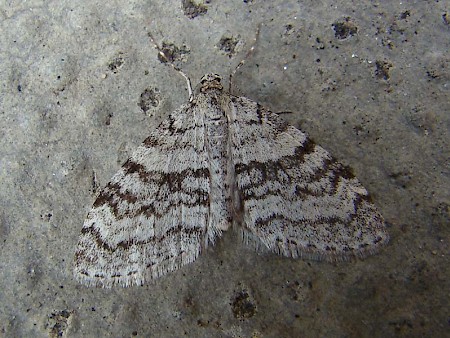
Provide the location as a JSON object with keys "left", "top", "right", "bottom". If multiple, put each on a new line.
{"left": 74, "top": 104, "right": 214, "bottom": 287}
{"left": 228, "top": 96, "right": 389, "bottom": 261}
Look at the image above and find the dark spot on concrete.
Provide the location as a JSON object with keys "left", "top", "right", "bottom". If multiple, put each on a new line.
{"left": 426, "top": 70, "right": 439, "bottom": 79}
{"left": 399, "top": 10, "right": 411, "bottom": 20}
{"left": 40, "top": 212, "right": 53, "bottom": 221}
{"left": 217, "top": 35, "right": 240, "bottom": 58}
{"left": 388, "top": 318, "right": 414, "bottom": 334}
{"left": 285, "top": 24, "right": 293, "bottom": 33}
{"left": 332, "top": 17, "right": 358, "bottom": 40}
{"left": 382, "top": 37, "right": 395, "bottom": 50}
{"left": 108, "top": 53, "right": 124, "bottom": 73}
{"left": 231, "top": 290, "right": 256, "bottom": 319}
{"left": 138, "top": 87, "right": 161, "bottom": 113}
{"left": 47, "top": 310, "right": 73, "bottom": 338}
{"left": 181, "top": 0, "right": 207, "bottom": 19}
{"left": 375, "top": 60, "right": 393, "bottom": 80}
{"left": 388, "top": 171, "right": 412, "bottom": 189}
{"left": 105, "top": 112, "right": 113, "bottom": 126}
{"left": 442, "top": 12, "right": 450, "bottom": 25}
{"left": 156, "top": 41, "right": 190, "bottom": 64}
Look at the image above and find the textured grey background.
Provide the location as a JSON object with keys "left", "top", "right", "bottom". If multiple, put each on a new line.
{"left": 0, "top": 1, "right": 448, "bottom": 337}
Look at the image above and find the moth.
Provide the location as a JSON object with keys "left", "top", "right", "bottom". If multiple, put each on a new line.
{"left": 74, "top": 39, "right": 388, "bottom": 288}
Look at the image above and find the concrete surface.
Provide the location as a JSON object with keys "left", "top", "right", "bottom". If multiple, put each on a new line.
{"left": 0, "top": 0, "right": 448, "bottom": 337}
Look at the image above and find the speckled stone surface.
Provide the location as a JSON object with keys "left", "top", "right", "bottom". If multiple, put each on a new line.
{"left": 0, "top": 1, "right": 448, "bottom": 337}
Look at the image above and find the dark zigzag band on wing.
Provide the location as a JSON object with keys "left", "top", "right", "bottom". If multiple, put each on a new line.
{"left": 244, "top": 204, "right": 387, "bottom": 259}
{"left": 234, "top": 139, "right": 360, "bottom": 200}
{"left": 84, "top": 160, "right": 210, "bottom": 243}
{"left": 92, "top": 161, "right": 210, "bottom": 219}
{"left": 77, "top": 224, "right": 206, "bottom": 254}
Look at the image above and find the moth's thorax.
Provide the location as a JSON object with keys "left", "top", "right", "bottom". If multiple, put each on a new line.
{"left": 194, "top": 74, "right": 231, "bottom": 121}
{"left": 197, "top": 73, "right": 224, "bottom": 93}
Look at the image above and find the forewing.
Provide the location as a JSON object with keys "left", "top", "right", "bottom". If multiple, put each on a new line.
{"left": 74, "top": 104, "right": 212, "bottom": 287}
{"left": 228, "top": 97, "right": 389, "bottom": 261}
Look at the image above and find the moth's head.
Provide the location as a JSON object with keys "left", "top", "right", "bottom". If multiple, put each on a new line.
{"left": 197, "top": 73, "right": 223, "bottom": 93}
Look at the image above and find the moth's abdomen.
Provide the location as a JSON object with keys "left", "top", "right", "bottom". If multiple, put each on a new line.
{"left": 204, "top": 98, "right": 233, "bottom": 237}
